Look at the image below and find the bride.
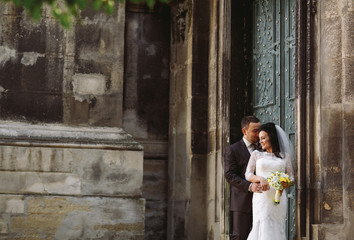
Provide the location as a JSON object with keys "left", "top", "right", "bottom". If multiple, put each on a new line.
{"left": 245, "top": 122, "right": 294, "bottom": 240}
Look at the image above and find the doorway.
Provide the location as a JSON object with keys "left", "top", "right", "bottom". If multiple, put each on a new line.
{"left": 229, "top": 0, "right": 296, "bottom": 239}
{"left": 252, "top": 0, "right": 296, "bottom": 239}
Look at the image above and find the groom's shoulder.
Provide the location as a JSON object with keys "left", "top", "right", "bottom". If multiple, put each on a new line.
{"left": 230, "top": 139, "right": 244, "bottom": 150}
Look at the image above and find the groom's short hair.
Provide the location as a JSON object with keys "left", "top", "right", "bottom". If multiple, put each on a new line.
{"left": 241, "top": 116, "right": 260, "bottom": 129}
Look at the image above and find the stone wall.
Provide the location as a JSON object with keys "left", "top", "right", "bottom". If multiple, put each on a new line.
{"left": 168, "top": 0, "right": 227, "bottom": 238}
{"left": 0, "top": 1, "right": 172, "bottom": 239}
{"left": 0, "top": 3, "right": 147, "bottom": 239}
{"left": 0, "top": 4, "right": 64, "bottom": 122}
{"left": 63, "top": 5, "right": 126, "bottom": 126}
{"left": 0, "top": 122, "right": 145, "bottom": 239}
{"left": 0, "top": 2, "right": 125, "bottom": 127}
{"left": 312, "top": 1, "right": 354, "bottom": 239}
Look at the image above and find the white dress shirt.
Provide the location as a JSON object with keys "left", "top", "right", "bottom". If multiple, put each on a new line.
{"left": 243, "top": 137, "right": 256, "bottom": 154}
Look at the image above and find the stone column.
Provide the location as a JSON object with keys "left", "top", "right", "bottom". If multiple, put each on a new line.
{"left": 168, "top": 0, "right": 193, "bottom": 238}
{"left": 341, "top": 0, "right": 354, "bottom": 238}
{"left": 312, "top": 1, "right": 354, "bottom": 239}
{"left": 168, "top": 0, "right": 227, "bottom": 239}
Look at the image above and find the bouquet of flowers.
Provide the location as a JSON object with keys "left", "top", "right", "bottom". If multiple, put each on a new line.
{"left": 267, "top": 171, "right": 294, "bottom": 204}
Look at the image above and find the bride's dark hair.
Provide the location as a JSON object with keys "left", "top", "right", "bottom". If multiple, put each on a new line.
{"left": 259, "top": 122, "right": 282, "bottom": 158}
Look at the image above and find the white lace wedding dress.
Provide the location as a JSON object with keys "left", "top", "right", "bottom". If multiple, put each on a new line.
{"left": 245, "top": 150, "right": 294, "bottom": 240}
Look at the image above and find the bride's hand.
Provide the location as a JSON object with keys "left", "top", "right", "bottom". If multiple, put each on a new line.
{"left": 259, "top": 177, "right": 270, "bottom": 191}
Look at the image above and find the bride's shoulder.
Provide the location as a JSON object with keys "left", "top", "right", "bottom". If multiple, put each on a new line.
{"left": 281, "top": 152, "right": 291, "bottom": 159}
{"left": 251, "top": 150, "right": 263, "bottom": 157}
{"left": 255, "top": 150, "right": 265, "bottom": 154}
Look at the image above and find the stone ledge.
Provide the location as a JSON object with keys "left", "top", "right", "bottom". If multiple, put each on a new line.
{"left": 0, "top": 121, "right": 143, "bottom": 150}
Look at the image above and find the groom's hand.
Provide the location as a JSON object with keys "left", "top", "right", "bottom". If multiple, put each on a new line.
{"left": 250, "top": 183, "right": 263, "bottom": 193}
{"left": 259, "top": 177, "right": 270, "bottom": 191}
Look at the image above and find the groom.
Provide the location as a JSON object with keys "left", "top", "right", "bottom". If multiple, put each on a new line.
{"left": 224, "top": 115, "right": 262, "bottom": 240}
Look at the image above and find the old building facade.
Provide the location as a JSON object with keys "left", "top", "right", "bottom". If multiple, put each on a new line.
{"left": 0, "top": 0, "right": 353, "bottom": 239}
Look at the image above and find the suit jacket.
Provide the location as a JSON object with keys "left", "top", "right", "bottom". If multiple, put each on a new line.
{"left": 224, "top": 139, "right": 253, "bottom": 213}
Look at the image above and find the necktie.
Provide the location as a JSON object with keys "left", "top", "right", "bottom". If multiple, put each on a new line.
{"left": 251, "top": 143, "right": 258, "bottom": 150}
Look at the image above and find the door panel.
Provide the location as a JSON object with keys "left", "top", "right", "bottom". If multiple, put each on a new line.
{"left": 253, "top": 0, "right": 281, "bottom": 125}
{"left": 253, "top": 0, "right": 296, "bottom": 239}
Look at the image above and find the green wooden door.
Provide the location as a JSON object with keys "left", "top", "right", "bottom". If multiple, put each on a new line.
{"left": 252, "top": 0, "right": 296, "bottom": 239}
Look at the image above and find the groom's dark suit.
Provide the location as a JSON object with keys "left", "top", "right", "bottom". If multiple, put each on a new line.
{"left": 224, "top": 139, "right": 254, "bottom": 240}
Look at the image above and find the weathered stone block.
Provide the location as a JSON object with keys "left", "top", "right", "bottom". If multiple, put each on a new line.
{"left": 72, "top": 73, "right": 106, "bottom": 96}
{"left": 145, "top": 200, "right": 168, "bottom": 240}
{"left": 78, "top": 149, "right": 143, "bottom": 196}
{"left": 343, "top": 58, "right": 354, "bottom": 103}
{"left": 323, "top": 0, "right": 340, "bottom": 19}
{"left": 322, "top": 139, "right": 343, "bottom": 166}
{"left": 76, "top": 23, "right": 117, "bottom": 62}
{"left": 0, "top": 146, "right": 71, "bottom": 172}
{"left": 322, "top": 16, "right": 342, "bottom": 59}
{"left": 321, "top": 190, "right": 343, "bottom": 223}
{"left": 322, "top": 60, "right": 342, "bottom": 104}
{"left": 41, "top": 18, "right": 65, "bottom": 55}
{"left": 348, "top": 190, "right": 354, "bottom": 211}
{"left": 0, "top": 195, "right": 25, "bottom": 214}
{"left": 7, "top": 198, "right": 24, "bottom": 214}
{"left": 88, "top": 94, "right": 123, "bottom": 127}
{"left": 0, "top": 126, "right": 143, "bottom": 197}
{"left": 123, "top": 109, "right": 149, "bottom": 139}
{"left": 61, "top": 9, "right": 125, "bottom": 127}
{"left": 143, "top": 160, "right": 168, "bottom": 201}
{"left": 0, "top": 219, "right": 8, "bottom": 234}
{"left": 63, "top": 94, "right": 90, "bottom": 124}
{"left": 312, "top": 224, "right": 348, "bottom": 240}
{"left": 0, "top": 124, "right": 143, "bottom": 197}
{"left": 45, "top": 55, "right": 64, "bottom": 91}
{"left": 8, "top": 196, "right": 145, "bottom": 240}
{"left": 321, "top": 105, "right": 343, "bottom": 137}
{"left": 0, "top": 10, "right": 64, "bottom": 123}
{"left": 0, "top": 1, "right": 22, "bottom": 16}
{"left": 0, "top": 45, "right": 17, "bottom": 68}
{"left": 0, "top": 172, "right": 81, "bottom": 195}
{"left": 342, "top": 12, "right": 354, "bottom": 58}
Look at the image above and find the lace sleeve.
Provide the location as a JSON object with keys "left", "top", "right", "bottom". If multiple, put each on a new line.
{"left": 245, "top": 151, "right": 258, "bottom": 181}
{"left": 285, "top": 153, "right": 295, "bottom": 179}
